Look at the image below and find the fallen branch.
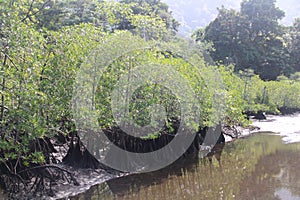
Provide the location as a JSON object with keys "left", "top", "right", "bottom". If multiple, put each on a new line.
{"left": 17, "top": 164, "right": 79, "bottom": 186}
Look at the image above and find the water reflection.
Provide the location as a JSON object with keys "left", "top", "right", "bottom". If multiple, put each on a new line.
{"left": 0, "top": 189, "right": 8, "bottom": 199}
{"left": 71, "top": 134, "right": 300, "bottom": 200}
{"left": 237, "top": 143, "right": 300, "bottom": 200}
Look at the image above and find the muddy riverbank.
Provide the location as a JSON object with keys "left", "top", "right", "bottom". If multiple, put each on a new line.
{"left": 66, "top": 113, "right": 300, "bottom": 200}
{"left": 3, "top": 113, "right": 300, "bottom": 199}
{"left": 70, "top": 133, "right": 300, "bottom": 200}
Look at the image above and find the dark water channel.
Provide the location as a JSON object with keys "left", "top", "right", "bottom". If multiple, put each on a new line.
{"left": 70, "top": 133, "right": 300, "bottom": 200}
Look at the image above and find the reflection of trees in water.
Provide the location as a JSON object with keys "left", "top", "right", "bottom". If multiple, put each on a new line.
{"left": 237, "top": 146, "right": 300, "bottom": 199}
{"left": 238, "top": 152, "right": 282, "bottom": 199}
{"left": 105, "top": 146, "right": 227, "bottom": 200}
{"left": 279, "top": 152, "right": 300, "bottom": 197}
{"left": 68, "top": 181, "right": 113, "bottom": 200}
{"left": 70, "top": 135, "right": 300, "bottom": 200}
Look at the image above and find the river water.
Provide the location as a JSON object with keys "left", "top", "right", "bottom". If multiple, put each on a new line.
{"left": 70, "top": 114, "right": 300, "bottom": 200}
{"left": 1, "top": 114, "right": 300, "bottom": 200}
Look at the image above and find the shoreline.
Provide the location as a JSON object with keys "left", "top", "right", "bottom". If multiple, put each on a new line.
{"left": 8, "top": 113, "right": 300, "bottom": 200}
{"left": 53, "top": 123, "right": 263, "bottom": 199}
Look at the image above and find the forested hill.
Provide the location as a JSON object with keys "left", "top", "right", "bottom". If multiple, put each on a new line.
{"left": 191, "top": 0, "right": 300, "bottom": 80}
{"left": 162, "top": 0, "right": 300, "bottom": 35}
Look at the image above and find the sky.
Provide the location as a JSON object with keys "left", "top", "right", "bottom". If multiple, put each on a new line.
{"left": 161, "top": 0, "right": 300, "bottom": 35}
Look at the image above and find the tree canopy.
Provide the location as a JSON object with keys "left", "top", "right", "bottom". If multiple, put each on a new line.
{"left": 36, "top": 0, "right": 179, "bottom": 39}
{"left": 199, "top": 0, "right": 299, "bottom": 80}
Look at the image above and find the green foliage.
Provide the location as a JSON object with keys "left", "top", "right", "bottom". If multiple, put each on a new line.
{"left": 218, "top": 66, "right": 246, "bottom": 124}
{"left": 120, "top": 0, "right": 179, "bottom": 34}
{"left": 265, "top": 80, "right": 300, "bottom": 110}
{"left": 235, "top": 68, "right": 300, "bottom": 114}
{"left": 37, "top": 0, "right": 103, "bottom": 30}
{"left": 93, "top": 35, "right": 210, "bottom": 133}
{"left": 0, "top": 0, "right": 300, "bottom": 178}
{"left": 1, "top": 0, "right": 48, "bottom": 166}
{"left": 290, "top": 72, "right": 300, "bottom": 82}
{"left": 0, "top": 0, "right": 106, "bottom": 169}
{"left": 36, "top": 0, "right": 178, "bottom": 41}
{"left": 201, "top": 0, "right": 294, "bottom": 80}
{"left": 286, "top": 18, "right": 300, "bottom": 72}
{"left": 240, "top": 0, "right": 285, "bottom": 34}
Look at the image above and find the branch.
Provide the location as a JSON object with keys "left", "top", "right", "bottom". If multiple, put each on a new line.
{"left": 17, "top": 164, "right": 79, "bottom": 185}
{"left": 18, "top": 164, "right": 70, "bottom": 175}
{"left": 0, "top": 105, "right": 9, "bottom": 111}
{"left": 49, "top": 127, "right": 71, "bottom": 136}
{"left": 20, "top": 0, "right": 51, "bottom": 23}
{"left": 0, "top": 50, "right": 19, "bottom": 71}
{"left": 21, "top": 0, "right": 36, "bottom": 23}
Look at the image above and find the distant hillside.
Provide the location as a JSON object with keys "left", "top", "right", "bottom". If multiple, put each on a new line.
{"left": 161, "top": 0, "right": 300, "bottom": 35}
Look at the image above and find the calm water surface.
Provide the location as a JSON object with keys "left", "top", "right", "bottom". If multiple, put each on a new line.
{"left": 70, "top": 133, "right": 300, "bottom": 200}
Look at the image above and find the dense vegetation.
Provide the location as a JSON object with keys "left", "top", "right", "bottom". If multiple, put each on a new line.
{"left": 162, "top": 0, "right": 300, "bottom": 34}
{"left": 0, "top": 0, "right": 300, "bottom": 197}
{"left": 194, "top": 0, "right": 300, "bottom": 80}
